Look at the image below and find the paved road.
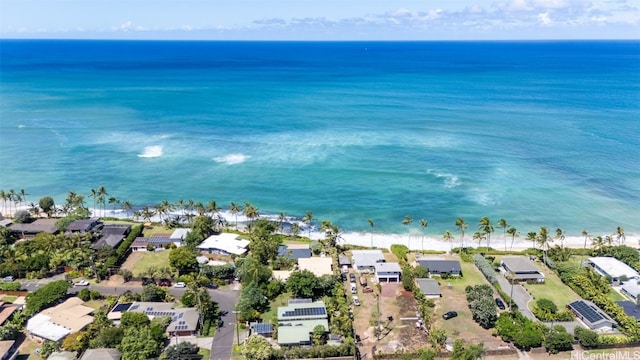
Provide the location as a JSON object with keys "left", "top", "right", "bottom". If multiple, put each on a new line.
{"left": 496, "top": 273, "right": 536, "bottom": 320}
{"left": 210, "top": 285, "right": 241, "bottom": 360}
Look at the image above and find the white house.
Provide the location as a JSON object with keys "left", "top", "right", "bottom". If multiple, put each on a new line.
{"left": 374, "top": 262, "right": 402, "bottom": 283}
{"left": 26, "top": 298, "right": 94, "bottom": 343}
{"left": 169, "top": 228, "right": 192, "bottom": 247}
{"left": 589, "top": 257, "right": 639, "bottom": 282}
{"left": 351, "top": 250, "right": 385, "bottom": 272}
{"left": 197, "top": 233, "right": 249, "bottom": 256}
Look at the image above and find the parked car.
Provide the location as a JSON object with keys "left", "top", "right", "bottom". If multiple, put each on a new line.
{"left": 174, "top": 282, "right": 186, "bottom": 288}
{"left": 442, "top": 311, "right": 458, "bottom": 320}
{"left": 349, "top": 273, "right": 356, "bottom": 283}
{"left": 158, "top": 279, "right": 172, "bottom": 287}
{"left": 342, "top": 265, "right": 349, "bottom": 274}
{"left": 362, "top": 286, "right": 374, "bottom": 293}
{"left": 495, "top": 298, "right": 506, "bottom": 310}
{"left": 359, "top": 276, "right": 367, "bottom": 286}
{"left": 2, "top": 276, "right": 14, "bottom": 282}
{"left": 350, "top": 284, "right": 357, "bottom": 294}
{"left": 142, "top": 278, "right": 155, "bottom": 286}
{"left": 204, "top": 282, "right": 219, "bottom": 289}
{"left": 74, "top": 280, "right": 89, "bottom": 286}
{"left": 340, "top": 273, "right": 347, "bottom": 282}
{"left": 352, "top": 296, "right": 361, "bottom": 306}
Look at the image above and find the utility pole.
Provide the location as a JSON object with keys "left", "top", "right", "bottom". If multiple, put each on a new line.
{"left": 376, "top": 293, "right": 381, "bottom": 341}
{"left": 233, "top": 310, "right": 240, "bottom": 345}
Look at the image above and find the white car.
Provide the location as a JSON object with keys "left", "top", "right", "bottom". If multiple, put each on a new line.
{"left": 174, "top": 282, "right": 186, "bottom": 288}
{"left": 352, "top": 295, "right": 360, "bottom": 306}
{"left": 74, "top": 280, "right": 89, "bottom": 286}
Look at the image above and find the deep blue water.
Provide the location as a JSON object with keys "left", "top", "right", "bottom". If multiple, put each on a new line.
{"left": 1, "top": 40, "right": 638, "bottom": 237}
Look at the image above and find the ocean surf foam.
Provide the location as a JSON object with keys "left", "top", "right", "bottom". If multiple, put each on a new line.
{"left": 213, "top": 153, "right": 249, "bottom": 165}
{"left": 137, "top": 145, "right": 163, "bottom": 158}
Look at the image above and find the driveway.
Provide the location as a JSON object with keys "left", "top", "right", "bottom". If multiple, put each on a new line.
{"left": 496, "top": 274, "right": 536, "bottom": 321}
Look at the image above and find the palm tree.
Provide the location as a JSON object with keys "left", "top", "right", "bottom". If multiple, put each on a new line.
{"left": 97, "top": 186, "right": 108, "bottom": 216}
{"left": 277, "top": 212, "right": 287, "bottom": 234}
{"left": 507, "top": 226, "right": 518, "bottom": 251}
{"left": 243, "top": 201, "right": 259, "bottom": 232}
{"left": 7, "top": 189, "right": 16, "bottom": 215}
{"left": 367, "top": 219, "right": 375, "bottom": 248}
{"left": 478, "top": 216, "right": 494, "bottom": 249}
{"left": 526, "top": 231, "right": 537, "bottom": 249}
{"left": 302, "top": 210, "right": 314, "bottom": 238}
{"left": 96, "top": 195, "right": 106, "bottom": 217}
{"left": 615, "top": 226, "right": 625, "bottom": 245}
{"left": 498, "top": 218, "right": 509, "bottom": 251}
{"left": 555, "top": 228, "right": 565, "bottom": 248}
{"left": 206, "top": 200, "right": 220, "bottom": 219}
{"left": 537, "top": 226, "right": 553, "bottom": 268}
{"left": 473, "top": 231, "right": 485, "bottom": 247}
{"left": 157, "top": 199, "right": 172, "bottom": 224}
{"left": 230, "top": 202, "right": 242, "bottom": 229}
{"left": 133, "top": 210, "right": 141, "bottom": 222}
{"left": 89, "top": 188, "right": 98, "bottom": 216}
{"left": 443, "top": 230, "right": 454, "bottom": 253}
{"left": 141, "top": 206, "right": 156, "bottom": 223}
{"left": 0, "top": 189, "right": 5, "bottom": 214}
{"left": 455, "top": 217, "right": 468, "bottom": 249}
{"left": 28, "top": 203, "right": 40, "bottom": 217}
{"left": 582, "top": 229, "right": 589, "bottom": 261}
{"left": 122, "top": 200, "right": 132, "bottom": 219}
{"left": 402, "top": 215, "right": 413, "bottom": 249}
{"left": 195, "top": 202, "right": 206, "bottom": 216}
{"left": 19, "top": 189, "right": 28, "bottom": 208}
{"left": 419, "top": 219, "right": 428, "bottom": 252}
{"left": 592, "top": 235, "right": 605, "bottom": 252}
{"left": 108, "top": 196, "right": 119, "bottom": 214}
{"left": 175, "top": 199, "right": 186, "bottom": 218}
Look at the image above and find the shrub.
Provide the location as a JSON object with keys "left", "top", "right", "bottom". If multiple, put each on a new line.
{"left": 575, "top": 327, "right": 599, "bottom": 348}
{"left": 77, "top": 288, "right": 91, "bottom": 302}
{"left": 0, "top": 282, "right": 21, "bottom": 291}
{"left": 473, "top": 254, "right": 497, "bottom": 284}
{"left": 390, "top": 244, "right": 409, "bottom": 261}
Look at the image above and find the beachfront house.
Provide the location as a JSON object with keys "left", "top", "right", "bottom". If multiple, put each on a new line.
{"left": 169, "top": 228, "right": 191, "bottom": 248}
{"left": 501, "top": 256, "right": 545, "bottom": 283}
{"left": 621, "top": 282, "right": 640, "bottom": 301}
{"left": 26, "top": 297, "right": 94, "bottom": 343}
{"left": 588, "top": 257, "right": 639, "bottom": 282}
{"left": 10, "top": 218, "right": 58, "bottom": 239}
{"left": 351, "top": 250, "right": 385, "bottom": 273}
{"left": 65, "top": 218, "right": 101, "bottom": 234}
{"left": 197, "top": 233, "right": 249, "bottom": 256}
{"left": 130, "top": 236, "right": 172, "bottom": 251}
{"left": 416, "top": 258, "right": 462, "bottom": 277}
{"left": 277, "top": 300, "right": 329, "bottom": 346}
{"left": 91, "top": 224, "right": 131, "bottom": 250}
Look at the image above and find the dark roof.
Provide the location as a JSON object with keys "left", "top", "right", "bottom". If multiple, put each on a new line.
{"left": 80, "top": 348, "right": 121, "bottom": 360}
{"left": 417, "top": 260, "right": 462, "bottom": 274}
{"left": 66, "top": 218, "right": 101, "bottom": 232}
{"left": 415, "top": 278, "right": 441, "bottom": 296}
{"left": 278, "top": 245, "right": 311, "bottom": 260}
{"left": 251, "top": 323, "right": 273, "bottom": 334}
{"left": 101, "top": 224, "right": 131, "bottom": 236}
{"left": 568, "top": 300, "right": 616, "bottom": 328}
{"left": 131, "top": 237, "right": 171, "bottom": 247}
{"left": 10, "top": 218, "right": 58, "bottom": 234}
{"left": 502, "top": 257, "right": 541, "bottom": 273}
{"left": 92, "top": 234, "right": 125, "bottom": 249}
{"left": 616, "top": 301, "right": 640, "bottom": 321}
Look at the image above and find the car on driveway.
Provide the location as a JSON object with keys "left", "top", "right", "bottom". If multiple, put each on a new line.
{"left": 74, "top": 280, "right": 89, "bottom": 286}
{"left": 349, "top": 273, "right": 356, "bottom": 283}
{"left": 352, "top": 296, "right": 361, "bottom": 306}
{"left": 442, "top": 311, "right": 458, "bottom": 320}
{"left": 174, "top": 282, "right": 186, "bottom": 288}
{"left": 158, "top": 279, "right": 172, "bottom": 287}
{"left": 362, "top": 286, "right": 374, "bottom": 293}
{"left": 495, "top": 298, "right": 506, "bottom": 310}
{"left": 2, "top": 276, "right": 14, "bottom": 282}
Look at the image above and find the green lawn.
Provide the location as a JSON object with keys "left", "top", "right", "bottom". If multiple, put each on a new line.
{"left": 261, "top": 292, "right": 292, "bottom": 323}
{"left": 141, "top": 225, "right": 173, "bottom": 237}
{"left": 0, "top": 295, "right": 17, "bottom": 303}
{"left": 198, "top": 348, "right": 211, "bottom": 359}
{"left": 523, "top": 264, "right": 580, "bottom": 308}
{"left": 129, "top": 250, "right": 172, "bottom": 277}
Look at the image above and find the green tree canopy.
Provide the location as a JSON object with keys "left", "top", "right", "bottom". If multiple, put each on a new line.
{"left": 286, "top": 270, "right": 321, "bottom": 299}
{"left": 120, "top": 311, "right": 151, "bottom": 329}
{"left": 169, "top": 246, "right": 199, "bottom": 275}
{"left": 25, "top": 280, "right": 71, "bottom": 315}
{"left": 242, "top": 334, "right": 274, "bottom": 360}
{"left": 118, "top": 326, "right": 161, "bottom": 360}
{"left": 38, "top": 196, "right": 56, "bottom": 217}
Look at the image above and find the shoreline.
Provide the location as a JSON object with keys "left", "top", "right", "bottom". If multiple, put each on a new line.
{"left": 3, "top": 205, "right": 637, "bottom": 252}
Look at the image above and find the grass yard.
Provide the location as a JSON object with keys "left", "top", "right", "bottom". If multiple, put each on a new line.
{"left": 84, "top": 299, "right": 109, "bottom": 310}
{"left": 0, "top": 295, "right": 17, "bottom": 303}
{"left": 141, "top": 225, "right": 173, "bottom": 237}
{"left": 523, "top": 264, "right": 580, "bottom": 308}
{"left": 261, "top": 292, "right": 292, "bottom": 323}
{"left": 123, "top": 250, "right": 172, "bottom": 277}
{"left": 198, "top": 348, "right": 211, "bottom": 359}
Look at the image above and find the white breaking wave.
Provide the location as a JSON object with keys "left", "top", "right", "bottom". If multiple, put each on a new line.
{"left": 213, "top": 153, "right": 249, "bottom": 165}
{"left": 427, "top": 169, "right": 461, "bottom": 189}
{"left": 137, "top": 145, "right": 163, "bottom": 158}
{"left": 18, "top": 125, "right": 26, "bottom": 128}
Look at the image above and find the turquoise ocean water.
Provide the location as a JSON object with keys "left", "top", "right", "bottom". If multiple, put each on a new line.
{"left": 0, "top": 40, "right": 638, "bottom": 238}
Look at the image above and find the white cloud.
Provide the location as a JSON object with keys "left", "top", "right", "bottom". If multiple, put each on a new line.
{"left": 112, "top": 20, "right": 133, "bottom": 31}
{"left": 538, "top": 11, "right": 552, "bottom": 24}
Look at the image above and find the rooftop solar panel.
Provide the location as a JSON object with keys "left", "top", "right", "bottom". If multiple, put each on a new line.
{"left": 571, "top": 301, "right": 605, "bottom": 323}
{"left": 112, "top": 303, "right": 132, "bottom": 312}
{"left": 129, "top": 305, "right": 139, "bottom": 311}
{"left": 282, "top": 307, "right": 326, "bottom": 317}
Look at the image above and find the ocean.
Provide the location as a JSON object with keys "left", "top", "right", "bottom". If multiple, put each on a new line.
{"left": 0, "top": 40, "right": 638, "bottom": 242}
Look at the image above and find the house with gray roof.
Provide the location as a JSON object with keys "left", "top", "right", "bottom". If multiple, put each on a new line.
{"left": 615, "top": 301, "right": 640, "bottom": 322}
{"left": 415, "top": 278, "right": 442, "bottom": 298}
{"left": 10, "top": 219, "right": 58, "bottom": 239}
{"left": 277, "top": 245, "right": 311, "bottom": 260}
{"left": 130, "top": 236, "right": 172, "bottom": 251}
{"left": 416, "top": 259, "right": 462, "bottom": 276}
{"left": 621, "top": 282, "right": 640, "bottom": 301}
{"left": 501, "top": 257, "right": 545, "bottom": 282}
{"left": 351, "top": 250, "right": 385, "bottom": 272}
{"left": 374, "top": 262, "right": 402, "bottom": 283}
{"left": 80, "top": 348, "right": 121, "bottom": 360}
{"left": 91, "top": 224, "right": 131, "bottom": 249}
{"left": 277, "top": 301, "right": 329, "bottom": 346}
{"left": 568, "top": 300, "right": 616, "bottom": 330}
{"left": 108, "top": 302, "right": 199, "bottom": 336}
{"left": 66, "top": 218, "right": 101, "bottom": 233}
{"left": 169, "top": 228, "right": 191, "bottom": 247}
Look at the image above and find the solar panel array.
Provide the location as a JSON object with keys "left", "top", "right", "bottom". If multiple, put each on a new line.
{"left": 174, "top": 325, "right": 189, "bottom": 330}
{"left": 571, "top": 301, "right": 604, "bottom": 323}
{"left": 288, "top": 298, "right": 313, "bottom": 305}
{"left": 253, "top": 323, "right": 272, "bottom": 334}
{"left": 113, "top": 303, "right": 132, "bottom": 312}
{"left": 146, "top": 311, "right": 175, "bottom": 317}
{"left": 129, "top": 305, "right": 139, "bottom": 311}
{"left": 282, "top": 307, "right": 326, "bottom": 317}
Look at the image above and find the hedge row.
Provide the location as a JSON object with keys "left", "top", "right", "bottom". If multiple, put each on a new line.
{"left": 473, "top": 254, "right": 497, "bottom": 284}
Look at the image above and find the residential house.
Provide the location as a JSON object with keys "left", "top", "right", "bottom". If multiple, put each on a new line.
{"left": 338, "top": 254, "right": 351, "bottom": 268}
{"left": 80, "top": 348, "right": 121, "bottom": 360}
{"left": 501, "top": 257, "right": 545, "bottom": 282}
{"left": 298, "top": 257, "right": 333, "bottom": 277}
{"left": 277, "top": 244, "right": 311, "bottom": 260}
{"left": 416, "top": 258, "right": 462, "bottom": 277}
{"left": 0, "top": 302, "right": 20, "bottom": 326}
{"left": 615, "top": 301, "right": 640, "bottom": 322}
{"left": 108, "top": 302, "right": 199, "bottom": 337}
{"left": 66, "top": 218, "right": 101, "bottom": 233}
{"left": 415, "top": 278, "right": 442, "bottom": 298}
{"left": 621, "top": 282, "right": 640, "bottom": 301}
{"left": 351, "top": 250, "right": 385, "bottom": 273}
{"left": 0, "top": 220, "right": 13, "bottom": 228}
{"left": 91, "top": 224, "right": 131, "bottom": 250}
{"left": 47, "top": 352, "right": 77, "bottom": 360}
{"left": 26, "top": 297, "right": 94, "bottom": 342}
{"left": 277, "top": 300, "right": 329, "bottom": 346}
{"left": 568, "top": 300, "right": 616, "bottom": 330}
{"left": 130, "top": 236, "right": 171, "bottom": 251}
{"left": 10, "top": 219, "right": 58, "bottom": 239}
{"left": 197, "top": 233, "right": 249, "bottom": 256}
{"left": 169, "top": 228, "right": 191, "bottom": 248}
{"left": 588, "top": 257, "right": 639, "bottom": 282}
{"left": 374, "top": 262, "right": 402, "bottom": 283}
{"left": 0, "top": 340, "right": 17, "bottom": 360}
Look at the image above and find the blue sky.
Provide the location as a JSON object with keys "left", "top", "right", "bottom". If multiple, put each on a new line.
{"left": 1, "top": 0, "right": 638, "bottom": 40}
